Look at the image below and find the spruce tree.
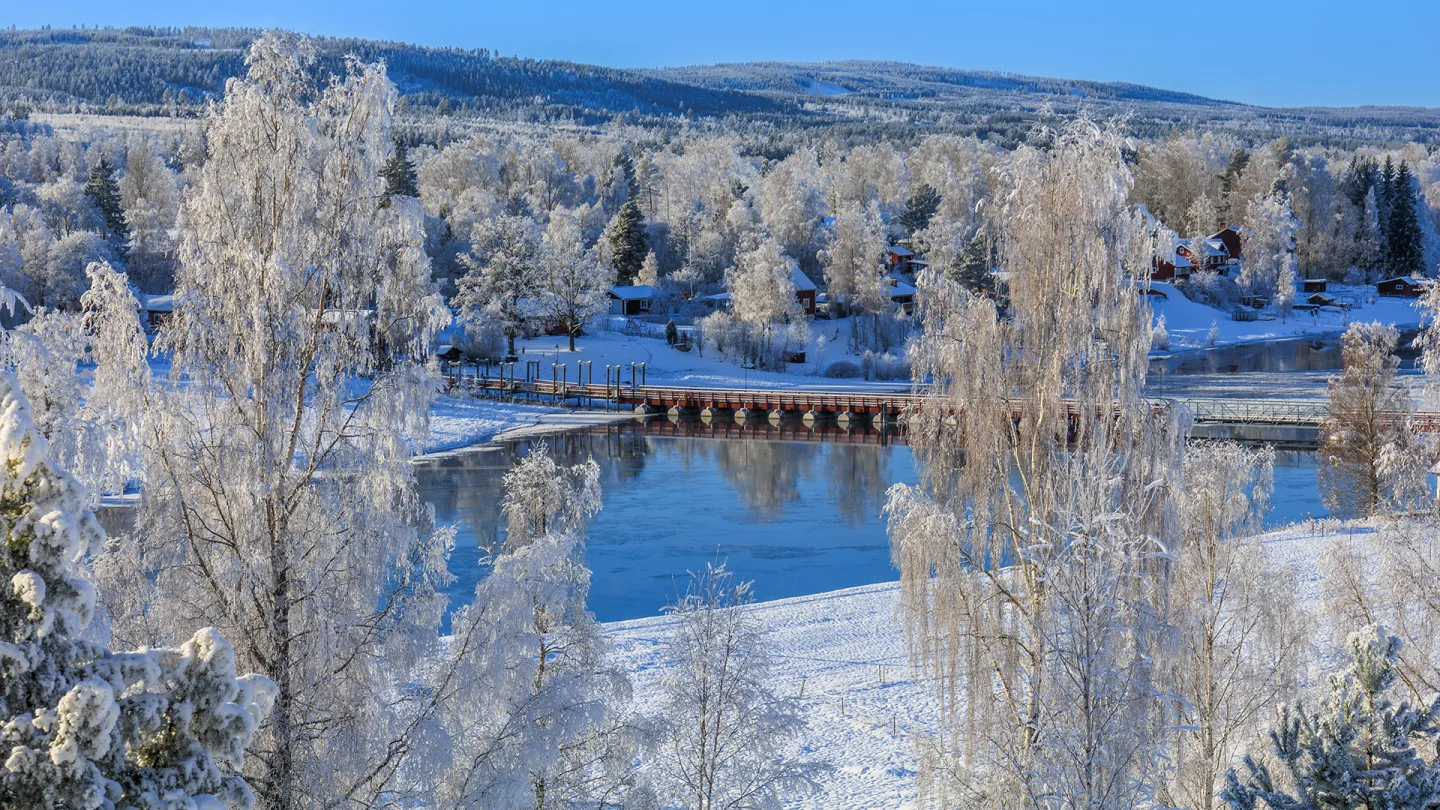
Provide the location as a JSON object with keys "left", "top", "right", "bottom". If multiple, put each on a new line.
{"left": 1222, "top": 626, "right": 1440, "bottom": 810}
{"left": 898, "top": 183, "right": 941, "bottom": 236}
{"left": 951, "top": 231, "right": 995, "bottom": 298}
{"left": 380, "top": 135, "right": 419, "bottom": 202}
{"left": 1387, "top": 162, "right": 1426, "bottom": 277}
{"left": 83, "top": 157, "right": 128, "bottom": 257}
{"left": 607, "top": 199, "right": 648, "bottom": 284}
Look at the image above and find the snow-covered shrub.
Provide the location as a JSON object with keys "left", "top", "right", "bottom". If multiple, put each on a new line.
{"left": 0, "top": 371, "right": 274, "bottom": 810}
{"left": 1151, "top": 315, "right": 1170, "bottom": 351}
{"left": 654, "top": 564, "right": 828, "bottom": 810}
{"left": 848, "top": 309, "right": 911, "bottom": 354}
{"left": 1179, "top": 272, "right": 1242, "bottom": 311}
{"left": 824, "top": 360, "right": 860, "bottom": 378}
{"left": 1207, "top": 320, "right": 1221, "bottom": 348}
{"left": 860, "top": 350, "right": 910, "bottom": 380}
{"left": 696, "top": 311, "right": 806, "bottom": 371}
{"left": 453, "top": 317, "right": 507, "bottom": 362}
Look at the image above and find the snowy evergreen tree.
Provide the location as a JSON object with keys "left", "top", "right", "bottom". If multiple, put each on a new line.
{"left": 655, "top": 563, "right": 827, "bottom": 810}
{"left": 1223, "top": 626, "right": 1440, "bottom": 810}
{"left": 380, "top": 135, "right": 419, "bottom": 202}
{"left": 82, "top": 156, "right": 128, "bottom": 258}
{"left": 606, "top": 198, "right": 648, "bottom": 284}
{"left": 898, "top": 183, "right": 941, "bottom": 236}
{"left": 636, "top": 250, "right": 660, "bottom": 288}
{"left": 0, "top": 371, "right": 274, "bottom": 810}
{"left": 1386, "top": 162, "right": 1426, "bottom": 278}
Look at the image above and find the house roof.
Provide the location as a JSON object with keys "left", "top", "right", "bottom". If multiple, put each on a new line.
{"left": 791, "top": 266, "right": 818, "bottom": 292}
{"left": 888, "top": 245, "right": 914, "bottom": 257}
{"left": 1380, "top": 276, "right": 1429, "bottom": 285}
{"left": 140, "top": 293, "right": 174, "bottom": 312}
{"left": 889, "top": 281, "right": 917, "bottom": 299}
{"left": 609, "top": 285, "right": 658, "bottom": 300}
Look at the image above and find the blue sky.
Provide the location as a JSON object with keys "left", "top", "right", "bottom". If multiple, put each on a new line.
{"left": 12, "top": 0, "right": 1440, "bottom": 108}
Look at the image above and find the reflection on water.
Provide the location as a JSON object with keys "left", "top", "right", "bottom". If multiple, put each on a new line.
{"left": 415, "top": 421, "right": 913, "bottom": 622}
{"left": 1149, "top": 331, "right": 1418, "bottom": 377}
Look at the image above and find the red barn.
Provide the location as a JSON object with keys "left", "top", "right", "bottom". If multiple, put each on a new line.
{"left": 1378, "top": 276, "right": 1430, "bottom": 298}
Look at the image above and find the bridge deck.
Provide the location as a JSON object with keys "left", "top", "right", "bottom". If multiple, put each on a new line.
{"left": 450, "top": 376, "right": 1440, "bottom": 431}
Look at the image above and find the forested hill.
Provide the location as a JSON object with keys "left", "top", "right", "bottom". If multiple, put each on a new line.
{"left": 0, "top": 27, "right": 795, "bottom": 123}
{"left": 4, "top": 26, "right": 1440, "bottom": 144}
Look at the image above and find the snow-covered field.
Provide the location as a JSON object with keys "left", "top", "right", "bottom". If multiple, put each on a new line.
{"left": 605, "top": 518, "right": 1383, "bottom": 809}
{"left": 1149, "top": 282, "right": 1424, "bottom": 350}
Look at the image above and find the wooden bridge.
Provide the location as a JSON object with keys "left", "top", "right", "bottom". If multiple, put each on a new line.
{"left": 448, "top": 374, "right": 1440, "bottom": 435}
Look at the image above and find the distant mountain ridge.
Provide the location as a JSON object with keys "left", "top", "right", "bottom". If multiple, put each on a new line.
{"left": 2, "top": 26, "right": 1438, "bottom": 144}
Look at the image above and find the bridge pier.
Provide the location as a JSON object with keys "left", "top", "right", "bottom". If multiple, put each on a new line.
{"left": 667, "top": 405, "right": 697, "bottom": 419}
{"left": 633, "top": 404, "right": 660, "bottom": 415}
{"left": 700, "top": 406, "right": 731, "bottom": 420}
{"left": 801, "top": 410, "right": 834, "bottom": 426}
{"left": 836, "top": 411, "right": 865, "bottom": 428}
{"left": 734, "top": 407, "right": 759, "bottom": 421}
{"left": 767, "top": 409, "right": 786, "bottom": 424}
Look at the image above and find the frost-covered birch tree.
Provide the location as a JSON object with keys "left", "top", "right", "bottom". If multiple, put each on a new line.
{"left": 0, "top": 371, "right": 274, "bottom": 810}
{"left": 87, "top": 35, "right": 453, "bottom": 810}
{"left": 817, "top": 201, "right": 887, "bottom": 315}
{"left": 1319, "top": 321, "right": 1413, "bottom": 517}
{"left": 655, "top": 563, "right": 827, "bottom": 810}
{"left": 537, "top": 207, "right": 613, "bottom": 352}
{"left": 456, "top": 213, "right": 541, "bottom": 357}
{"left": 885, "top": 122, "right": 1183, "bottom": 809}
{"left": 1166, "top": 442, "right": 1306, "bottom": 810}
{"left": 431, "top": 448, "right": 643, "bottom": 810}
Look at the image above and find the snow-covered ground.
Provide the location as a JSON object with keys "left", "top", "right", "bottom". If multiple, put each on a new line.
{"left": 604, "top": 517, "right": 1387, "bottom": 809}
{"left": 1149, "top": 282, "right": 1424, "bottom": 351}
{"left": 507, "top": 318, "right": 912, "bottom": 392}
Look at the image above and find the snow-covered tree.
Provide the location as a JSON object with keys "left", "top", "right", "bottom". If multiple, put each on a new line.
{"left": 1222, "top": 626, "right": 1440, "bottom": 810}
{"left": 636, "top": 250, "right": 660, "bottom": 288}
{"left": 1167, "top": 442, "right": 1305, "bottom": 810}
{"left": 721, "top": 237, "right": 806, "bottom": 369}
{"left": 456, "top": 213, "right": 541, "bottom": 357}
{"left": 538, "top": 207, "right": 613, "bottom": 352}
{"left": 655, "top": 563, "right": 827, "bottom": 810}
{"left": 1239, "top": 191, "right": 1300, "bottom": 302}
{"left": 1319, "top": 321, "right": 1413, "bottom": 517}
{"left": 0, "top": 370, "right": 274, "bottom": 810}
{"left": 431, "top": 448, "right": 643, "bottom": 810}
{"left": 818, "top": 201, "right": 887, "bottom": 315}
{"left": 86, "top": 34, "right": 452, "bottom": 810}
{"left": 886, "top": 122, "right": 1180, "bottom": 809}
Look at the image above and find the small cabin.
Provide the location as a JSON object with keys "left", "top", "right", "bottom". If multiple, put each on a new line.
{"left": 888, "top": 279, "right": 917, "bottom": 314}
{"left": 886, "top": 245, "right": 915, "bottom": 272}
{"left": 1307, "top": 292, "right": 1338, "bottom": 308}
{"left": 791, "top": 266, "right": 818, "bottom": 315}
{"left": 608, "top": 285, "right": 658, "bottom": 316}
{"left": 140, "top": 293, "right": 174, "bottom": 333}
{"left": 1378, "top": 276, "right": 1429, "bottom": 298}
{"left": 1302, "top": 279, "right": 1327, "bottom": 294}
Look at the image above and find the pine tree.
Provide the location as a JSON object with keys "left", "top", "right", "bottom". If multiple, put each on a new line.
{"left": 379, "top": 135, "right": 418, "bottom": 202}
{"left": 0, "top": 370, "right": 274, "bottom": 810}
{"left": 1386, "top": 162, "right": 1426, "bottom": 277}
{"left": 1223, "top": 626, "right": 1440, "bottom": 810}
{"left": 606, "top": 198, "right": 648, "bottom": 284}
{"left": 951, "top": 230, "right": 994, "bottom": 297}
{"left": 82, "top": 156, "right": 128, "bottom": 257}
{"left": 899, "top": 183, "right": 942, "bottom": 236}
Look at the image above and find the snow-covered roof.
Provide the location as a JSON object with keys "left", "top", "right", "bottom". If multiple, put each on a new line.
{"left": 889, "top": 281, "right": 917, "bottom": 299}
{"left": 888, "top": 245, "right": 915, "bottom": 257}
{"left": 609, "top": 285, "right": 658, "bottom": 300}
{"left": 790, "top": 266, "right": 817, "bottom": 292}
{"left": 140, "top": 293, "right": 174, "bottom": 313}
{"left": 703, "top": 292, "right": 733, "bottom": 301}
{"left": 1380, "top": 276, "right": 1429, "bottom": 285}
